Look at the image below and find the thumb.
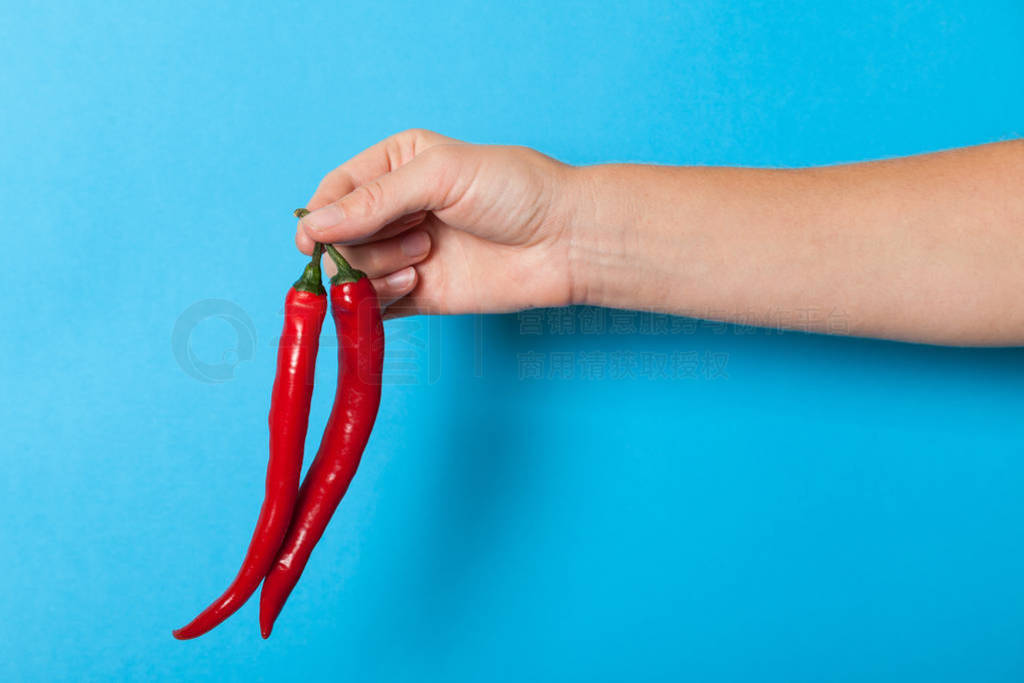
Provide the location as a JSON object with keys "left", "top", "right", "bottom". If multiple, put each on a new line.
{"left": 299, "top": 146, "right": 462, "bottom": 244}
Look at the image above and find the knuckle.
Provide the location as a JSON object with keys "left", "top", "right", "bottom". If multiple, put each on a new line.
{"left": 362, "top": 180, "right": 386, "bottom": 208}
{"left": 398, "top": 128, "right": 447, "bottom": 156}
{"left": 395, "top": 129, "right": 430, "bottom": 162}
{"left": 423, "top": 142, "right": 458, "bottom": 163}
{"left": 382, "top": 137, "right": 406, "bottom": 171}
{"left": 421, "top": 144, "right": 461, "bottom": 182}
{"left": 344, "top": 181, "right": 384, "bottom": 218}
{"left": 400, "top": 128, "right": 434, "bottom": 144}
{"left": 422, "top": 144, "right": 471, "bottom": 204}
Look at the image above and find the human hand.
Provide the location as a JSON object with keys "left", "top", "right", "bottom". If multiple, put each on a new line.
{"left": 295, "top": 129, "right": 581, "bottom": 318}
{"left": 305, "top": 135, "right": 1024, "bottom": 343}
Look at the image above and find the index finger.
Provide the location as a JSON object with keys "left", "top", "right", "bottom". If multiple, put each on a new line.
{"left": 296, "top": 129, "right": 455, "bottom": 253}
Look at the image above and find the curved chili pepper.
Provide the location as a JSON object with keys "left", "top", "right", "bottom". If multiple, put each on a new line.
{"left": 173, "top": 242, "right": 327, "bottom": 640}
{"left": 258, "top": 241, "right": 385, "bottom": 638}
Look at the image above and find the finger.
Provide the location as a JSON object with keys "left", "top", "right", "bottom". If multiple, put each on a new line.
{"left": 309, "top": 129, "right": 455, "bottom": 208}
{"left": 343, "top": 211, "right": 427, "bottom": 246}
{"left": 296, "top": 211, "right": 427, "bottom": 255}
{"left": 295, "top": 130, "right": 452, "bottom": 254}
{"left": 299, "top": 146, "right": 465, "bottom": 244}
{"left": 371, "top": 267, "right": 418, "bottom": 308}
{"left": 295, "top": 130, "right": 454, "bottom": 254}
{"left": 296, "top": 226, "right": 318, "bottom": 255}
{"left": 336, "top": 230, "right": 431, "bottom": 279}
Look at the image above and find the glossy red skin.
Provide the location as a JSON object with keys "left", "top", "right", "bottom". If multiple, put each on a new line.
{"left": 173, "top": 288, "right": 327, "bottom": 640}
{"left": 259, "top": 278, "right": 384, "bottom": 638}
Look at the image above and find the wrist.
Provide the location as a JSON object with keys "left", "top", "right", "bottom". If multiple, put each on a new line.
{"left": 563, "top": 164, "right": 639, "bottom": 309}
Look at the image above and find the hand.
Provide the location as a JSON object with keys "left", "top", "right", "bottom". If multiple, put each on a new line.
{"left": 295, "top": 129, "right": 580, "bottom": 318}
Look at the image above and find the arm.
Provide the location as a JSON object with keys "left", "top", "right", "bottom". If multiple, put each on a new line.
{"left": 296, "top": 131, "right": 1024, "bottom": 346}
{"left": 571, "top": 140, "right": 1024, "bottom": 345}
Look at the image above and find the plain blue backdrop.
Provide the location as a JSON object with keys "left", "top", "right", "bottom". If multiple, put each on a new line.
{"left": 2, "top": 1, "right": 1022, "bottom": 680}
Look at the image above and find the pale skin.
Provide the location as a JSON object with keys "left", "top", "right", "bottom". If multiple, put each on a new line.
{"left": 296, "top": 129, "right": 1024, "bottom": 346}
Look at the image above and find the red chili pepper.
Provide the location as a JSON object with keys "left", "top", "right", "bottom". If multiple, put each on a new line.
{"left": 173, "top": 242, "right": 327, "bottom": 640}
{"left": 258, "top": 242, "right": 385, "bottom": 638}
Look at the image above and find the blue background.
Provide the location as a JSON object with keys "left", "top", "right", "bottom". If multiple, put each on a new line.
{"left": 2, "top": 1, "right": 1023, "bottom": 680}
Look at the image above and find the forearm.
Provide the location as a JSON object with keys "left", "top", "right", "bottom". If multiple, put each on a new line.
{"left": 566, "top": 140, "right": 1024, "bottom": 346}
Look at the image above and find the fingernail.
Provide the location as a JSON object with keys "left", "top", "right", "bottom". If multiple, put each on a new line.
{"left": 301, "top": 204, "right": 345, "bottom": 231}
{"left": 385, "top": 267, "right": 415, "bottom": 289}
{"left": 400, "top": 231, "right": 430, "bottom": 257}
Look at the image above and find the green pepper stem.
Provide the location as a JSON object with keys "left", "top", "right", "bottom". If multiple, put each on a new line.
{"left": 294, "top": 207, "right": 364, "bottom": 284}
{"left": 324, "top": 243, "right": 366, "bottom": 284}
{"left": 291, "top": 206, "right": 327, "bottom": 294}
{"left": 292, "top": 242, "right": 326, "bottom": 295}
{"left": 310, "top": 242, "right": 324, "bottom": 277}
